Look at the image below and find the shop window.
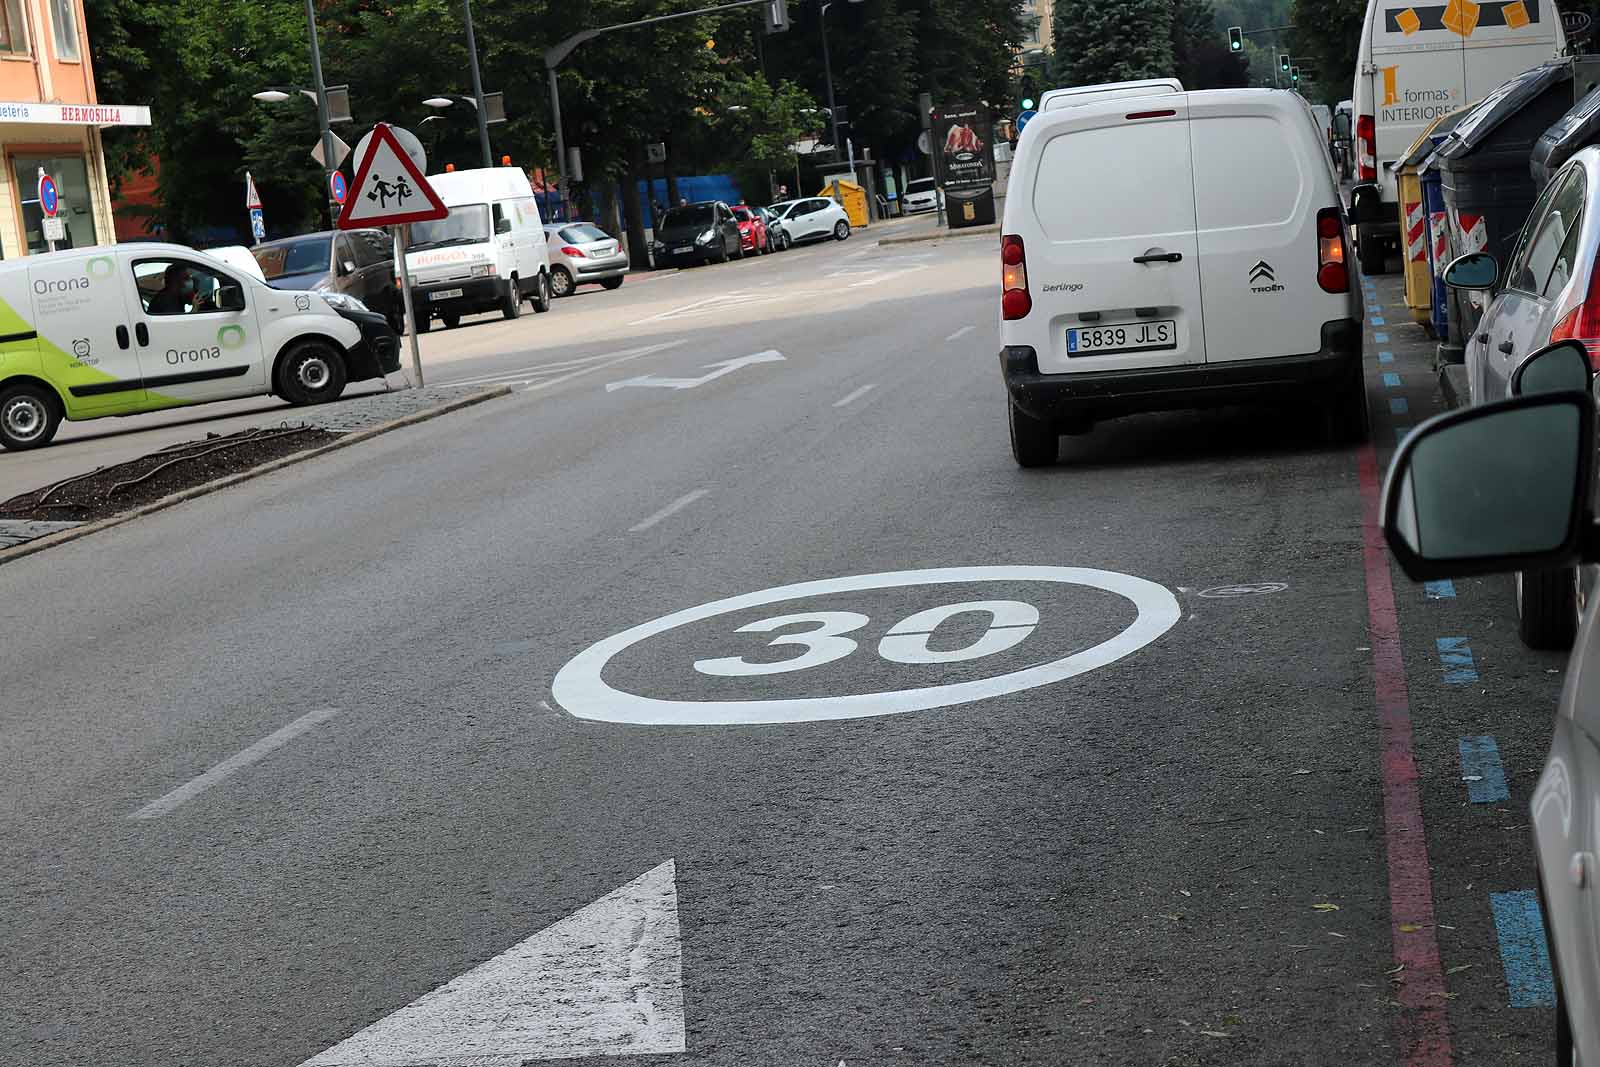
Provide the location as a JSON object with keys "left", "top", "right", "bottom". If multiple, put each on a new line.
{"left": 13, "top": 155, "right": 100, "bottom": 254}
{"left": 49, "top": 0, "right": 77, "bottom": 61}
{"left": 0, "top": 0, "right": 29, "bottom": 55}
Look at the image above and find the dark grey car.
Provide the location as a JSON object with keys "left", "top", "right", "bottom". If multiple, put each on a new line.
{"left": 252, "top": 229, "right": 405, "bottom": 333}
{"left": 651, "top": 202, "right": 743, "bottom": 268}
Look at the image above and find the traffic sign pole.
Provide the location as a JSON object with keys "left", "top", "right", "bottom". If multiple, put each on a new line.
{"left": 36, "top": 168, "right": 58, "bottom": 252}
{"left": 394, "top": 224, "right": 424, "bottom": 387}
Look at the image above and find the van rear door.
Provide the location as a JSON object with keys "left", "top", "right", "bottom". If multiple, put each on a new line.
{"left": 1461, "top": 0, "right": 1562, "bottom": 102}
{"left": 1369, "top": 2, "right": 1468, "bottom": 201}
{"left": 1189, "top": 94, "right": 1329, "bottom": 364}
{"left": 1025, "top": 98, "right": 1205, "bottom": 374}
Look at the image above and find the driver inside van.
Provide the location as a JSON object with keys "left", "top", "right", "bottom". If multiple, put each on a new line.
{"left": 147, "top": 264, "right": 197, "bottom": 314}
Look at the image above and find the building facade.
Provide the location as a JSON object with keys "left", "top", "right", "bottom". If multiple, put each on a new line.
{"left": 1020, "top": 0, "right": 1053, "bottom": 55}
{"left": 0, "top": 0, "right": 148, "bottom": 258}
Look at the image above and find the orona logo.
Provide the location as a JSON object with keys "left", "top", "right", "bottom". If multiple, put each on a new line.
{"left": 33, "top": 276, "right": 89, "bottom": 295}
{"left": 85, "top": 256, "right": 114, "bottom": 279}
{"left": 217, "top": 324, "right": 246, "bottom": 350}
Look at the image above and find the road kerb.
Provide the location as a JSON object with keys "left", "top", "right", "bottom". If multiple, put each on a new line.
{"left": 0, "top": 385, "right": 511, "bottom": 566}
{"left": 878, "top": 225, "right": 1000, "bottom": 247}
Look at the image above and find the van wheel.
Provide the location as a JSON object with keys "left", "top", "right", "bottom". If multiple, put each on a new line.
{"left": 1358, "top": 232, "right": 1387, "bottom": 276}
{"left": 415, "top": 315, "right": 432, "bottom": 334}
{"left": 277, "top": 340, "right": 348, "bottom": 406}
{"left": 550, "top": 266, "right": 574, "bottom": 298}
{"left": 1008, "top": 402, "right": 1058, "bottom": 468}
{"left": 601, "top": 276, "right": 624, "bottom": 291}
{"left": 1326, "top": 374, "right": 1370, "bottom": 444}
{"left": 0, "top": 382, "right": 61, "bottom": 450}
{"left": 1516, "top": 567, "right": 1579, "bottom": 650}
{"left": 834, "top": 220, "right": 851, "bottom": 241}
{"left": 441, "top": 313, "right": 461, "bottom": 329}
{"left": 502, "top": 277, "right": 523, "bottom": 321}
{"left": 532, "top": 271, "right": 552, "bottom": 313}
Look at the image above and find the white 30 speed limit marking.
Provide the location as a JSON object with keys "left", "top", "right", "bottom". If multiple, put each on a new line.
{"left": 551, "top": 566, "right": 1180, "bottom": 726}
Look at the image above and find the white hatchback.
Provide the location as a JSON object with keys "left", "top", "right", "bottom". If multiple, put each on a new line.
{"left": 998, "top": 87, "right": 1365, "bottom": 466}
{"left": 769, "top": 197, "right": 852, "bottom": 244}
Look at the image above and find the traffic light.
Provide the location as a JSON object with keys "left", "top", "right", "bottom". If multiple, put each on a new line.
{"left": 1021, "top": 98, "right": 1035, "bottom": 111}
{"left": 1228, "top": 26, "right": 1243, "bottom": 52}
{"left": 1291, "top": 66, "right": 1301, "bottom": 86}
{"left": 763, "top": 0, "right": 789, "bottom": 34}
{"left": 1279, "top": 53, "right": 1291, "bottom": 73}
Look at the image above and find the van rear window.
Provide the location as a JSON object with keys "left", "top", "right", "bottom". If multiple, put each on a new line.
{"left": 1031, "top": 121, "right": 1194, "bottom": 242}
{"left": 1190, "top": 116, "right": 1305, "bottom": 230}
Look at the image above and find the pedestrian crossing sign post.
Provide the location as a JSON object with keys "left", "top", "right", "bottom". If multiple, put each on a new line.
{"left": 339, "top": 123, "right": 448, "bottom": 388}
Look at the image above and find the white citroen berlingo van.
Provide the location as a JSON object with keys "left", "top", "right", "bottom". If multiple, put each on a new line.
{"left": 998, "top": 88, "right": 1365, "bottom": 467}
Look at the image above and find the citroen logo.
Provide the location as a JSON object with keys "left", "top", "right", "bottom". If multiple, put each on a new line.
{"left": 1249, "top": 260, "right": 1275, "bottom": 284}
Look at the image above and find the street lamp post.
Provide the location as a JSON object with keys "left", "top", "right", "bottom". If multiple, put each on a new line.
{"left": 461, "top": 0, "right": 493, "bottom": 168}
{"left": 820, "top": 3, "right": 839, "bottom": 154}
{"left": 303, "top": 0, "right": 336, "bottom": 226}
{"left": 424, "top": 94, "right": 498, "bottom": 166}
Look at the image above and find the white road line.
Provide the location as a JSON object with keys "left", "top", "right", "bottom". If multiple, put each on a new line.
{"left": 445, "top": 343, "right": 685, "bottom": 388}
{"left": 946, "top": 325, "right": 976, "bottom": 342}
{"left": 630, "top": 489, "right": 709, "bottom": 533}
{"left": 128, "top": 707, "right": 341, "bottom": 819}
{"left": 833, "top": 384, "right": 876, "bottom": 408}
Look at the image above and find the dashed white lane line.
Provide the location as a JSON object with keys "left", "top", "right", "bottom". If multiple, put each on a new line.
{"left": 443, "top": 341, "right": 688, "bottom": 393}
{"left": 946, "top": 325, "right": 976, "bottom": 342}
{"left": 630, "top": 489, "right": 710, "bottom": 533}
{"left": 128, "top": 707, "right": 341, "bottom": 819}
{"left": 833, "top": 384, "right": 877, "bottom": 408}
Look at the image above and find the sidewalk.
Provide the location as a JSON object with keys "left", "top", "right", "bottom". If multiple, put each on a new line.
{"left": 875, "top": 210, "right": 998, "bottom": 246}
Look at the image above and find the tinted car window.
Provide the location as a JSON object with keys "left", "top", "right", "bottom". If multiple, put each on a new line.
{"left": 1506, "top": 175, "right": 1570, "bottom": 294}
{"left": 560, "top": 224, "right": 610, "bottom": 243}
{"left": 254, "top": 236, "right": 331, "bottom": 280}
{"left": 1543, "top": 207, "right": 1586, "bottom": 299}
{"left": 355, "top": 230, "right": 392, "bottom": 268}
{"left": 663, "top": 205, "right": 714, "bottom": 228}
{"left": 135, "top": 259, "right": 240, "bottom": 315}
{"left": 907, "top": 179, "right": 937, "bottom": 194}
{"left": 733, "top": 208, "right": 753, "bottom": 221}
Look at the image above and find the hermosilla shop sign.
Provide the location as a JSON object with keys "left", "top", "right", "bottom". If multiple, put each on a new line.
{"left": 0, "top": 102, "right": 150, "bottom": 126}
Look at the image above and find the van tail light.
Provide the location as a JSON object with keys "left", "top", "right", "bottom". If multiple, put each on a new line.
{"left": 1316, "top": 208, "right": 1349, "bottom": 293}
{"left": 1002, "top": 235, "right": 1031, "bottom": 320}
{"left": 1356, "top": 115, "right": 1377, "bottom": 182}
{"left": 561, "top": 245, "right": 586, "bottom": 257}
{"left": 1548, "top": 259, "right": 1600, "bottom": 368}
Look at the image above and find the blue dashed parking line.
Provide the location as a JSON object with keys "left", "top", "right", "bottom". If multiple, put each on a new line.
{"left": 1374, "top": 332, "right": 1389, "bottom": 343}
{"left": 1378, "top": 351, "right": 1395, "bottom": 363}
{"left": 1390, "top": 397, "right": 1409, "bottom": 415}
{"left": 1372, "top": 316, "right": 1386, "bottom": 326}
{"left": 1436, "top": 636, "right": 1478, "bottom": 683}
{"left": 1424, "top": 580, "right": 1455, "bottom": 599}
{"left": 1458, "top": 736, "right": 1511, "bottom": 803}
{"left": 1394, "top": 423, "right": 1414, "bottom": 442}
{"left": 1490, "top": 890, "right": 1557, "bottom": 1008}
{"left": 1383, "top": 372, "right": 1401, "bottom": 387}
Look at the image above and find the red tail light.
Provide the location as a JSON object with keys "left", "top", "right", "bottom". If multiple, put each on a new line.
{"left": 1549, "top": 259, "right": 1600, "bottom": 368}
{"left": 1002, "top": 235, "right": 1030, "bottom": 319}
{"left": 1316, "top": 207, "right": 1349, "bottom": 293}
{"left": 1356, "top": 115, "right": 1377, "bottom": 182}
{"left": 561, "top": 245, "right": 585, "bottom": 257}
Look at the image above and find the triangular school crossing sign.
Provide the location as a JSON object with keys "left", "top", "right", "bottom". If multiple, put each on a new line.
{"left": 337, "top": 123, "right": 448, "bottom": 229}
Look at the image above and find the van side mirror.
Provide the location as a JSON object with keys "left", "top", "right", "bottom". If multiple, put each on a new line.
{"left": 495, "top": 217, "right": 512, "bottom": 235}
{"left": 217, "top": 285, "right": 245, "bottom": 312}
{"left": 1382, "top": 392, "right": 1594, "bottom": 580}
{"left": 1511, "top": 340, "right": 1594, "bottom": 396}
{"left": 1442, "top": 252, "right": 1499, "bottom": 291}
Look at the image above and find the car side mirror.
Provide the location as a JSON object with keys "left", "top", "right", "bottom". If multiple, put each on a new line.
{"left": 495, "top": 217, "right": 512, "bottom": 235}
{"left": 340, "top": 260, "right": 357, "bottom": 276}
{"left": 217, "top": 285, "right": 245, "bottom": 312}
{"left": 1511, "top": 340, "right": 1594, "bottom": 396}
{"left": 1442, "top": 252, "right": 1499, "bottom": 291}
{"left": 1382, "top": 392, "right": 1594, "bottom": 580}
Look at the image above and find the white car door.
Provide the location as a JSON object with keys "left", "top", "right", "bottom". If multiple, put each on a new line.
{"left": 793, "top": 199, "right": 826, "bottom": 240}
{"left": 125, "top": 250, "right": 266, "bottom": 404}
{"left": 1472, "top": 167, "right": 1585, "bottom": 402}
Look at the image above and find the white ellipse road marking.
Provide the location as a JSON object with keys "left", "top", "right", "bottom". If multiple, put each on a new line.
{"left": 551, "top": 567, "right": 1181, "bottom": 726}
{"left": 128, "top": 707, "right": 340, "bottom": 819}
{"left": 832, "top": 384, "right": 876, "bottom": 408}
{"left": 629, "top": 489, "right": 709, "bottom": 533}
{"left": 945, "top": 325, "right": 976, "bottom": 342}
{"left": 300, "top": 860, "right": 684, "bottom": 1065}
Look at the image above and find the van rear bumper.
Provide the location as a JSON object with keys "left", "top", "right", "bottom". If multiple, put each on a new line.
{"left": 1350, "top": 183, "right": 1397, "bottom": 239}
{"left": 1000, "top": 319, "right": 1363, "bottom": 424}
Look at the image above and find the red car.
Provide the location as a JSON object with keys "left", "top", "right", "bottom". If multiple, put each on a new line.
{"left": 731, "top": 205, "right": 771, "bottom": 256}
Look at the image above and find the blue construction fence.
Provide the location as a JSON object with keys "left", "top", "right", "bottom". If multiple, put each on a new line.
{"left": 532, "top": 174, "right": 741, "bottom": 229}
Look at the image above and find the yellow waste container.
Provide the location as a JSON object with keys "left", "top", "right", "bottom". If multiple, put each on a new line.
{"left": 1396, "top": 114, "right": 1456, "bottom": 327}
{"left": 819, "top": 178, "right": 869, "bottom": 228}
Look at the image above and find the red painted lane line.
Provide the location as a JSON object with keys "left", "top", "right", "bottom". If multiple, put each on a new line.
{"left": 1356, "top": 443, "right": 1454, "bottom": 1065}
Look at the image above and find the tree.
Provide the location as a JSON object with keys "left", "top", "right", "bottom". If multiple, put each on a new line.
{"left": 1051, "top": 0, "right": 1174, "bottom": 86}
{"left": 1173, "top": 0, "right": 1250, "bottom": 88}
{"left": 1290, "top": 0, "right": 1364, "bottom": 104}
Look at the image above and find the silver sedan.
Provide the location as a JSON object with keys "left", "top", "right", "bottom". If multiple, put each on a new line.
{"left": 543, "top": 222, "right": 629, "bottom": 298}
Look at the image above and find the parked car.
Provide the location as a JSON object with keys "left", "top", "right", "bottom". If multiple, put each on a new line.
{"left": 0, "top": 242, "right": 400, "bottom": 450}
{"left": 730, "top": 205, "right": 770, "bottom": 256}
{"left": 543, "top": 222, "right": 628, "bottom": 297}
{"left": 1348, "top": 0, "right": 1565, "bottom": 275}
{"left": 252, "top": 229, "right": 403, "bottom": 333}
{"left": 1376, "top": 342, "right": 1597, "bottom": 1067}
{"left": 903, "top": 178, "right": 943, "bottom": 214}
{"left": 400, "top": 166, "right": 552, "bottom": 332}
{"left": 652, "top": 201, "right": 744, "bottom": 267}
{"left": 767, "top": 197, "right": 852, "bottom": 244}
{"left": 997, "top": 87, "right": 1363, "bottom": 467}
{"left": 1439, "top": 145, "right": 1600, "bottom": 647}
{"left": 754, "top": 206, "right": 790, "bottom": 251}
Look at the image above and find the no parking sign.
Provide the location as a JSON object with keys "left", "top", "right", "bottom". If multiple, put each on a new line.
{"left": 37, "top": 172, "right": 58, "bottom": 217}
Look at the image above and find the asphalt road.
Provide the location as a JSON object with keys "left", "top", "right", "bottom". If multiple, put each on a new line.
{"left": 0, "top": 238, "right": 1569, "bottom": 1065}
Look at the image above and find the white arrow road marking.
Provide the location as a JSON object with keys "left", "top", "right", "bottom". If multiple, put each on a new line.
{"left": 945, "top": 325, "right": 975, "bottom": 342}
{"left": 444, "top": 341, "right": 686, "bottom": 390}
{"left": 630, "top": 489, "right": 709, "bottom": 532}
{"left": 832, "top": 384, "right": 876, "bottom": 408}
{"left": 300, "top": 860, "right": 686, "bottom": 1066}
{"left": 128, "top": 707, "right": 341, "bottom": 819}
{"left": 606, "top": 350, "right": 785, "bottom": 392}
